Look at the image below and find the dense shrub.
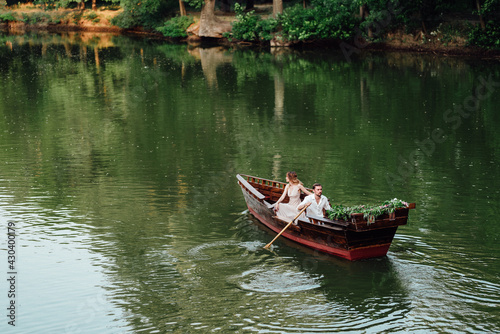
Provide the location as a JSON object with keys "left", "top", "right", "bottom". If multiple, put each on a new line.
{"left": 279, "top": 5, "right": 317, "bottom": 41}
{"left": 111, "top": 0, "right": 176, "bottom": 29}
{"left": 110, "top": 11, "right": 138, "bottom": 29}
{"left": 468, "top": 22, "right": 500, "bottom": 49}
{"left": 309, "top": 0, "right": 357, "bottom": 40}
{"left": 229, "top": 0, "right": 356, "bottom": 43}
{"left": 0, "top": 12, "right": 17, "bottom": 22}
{"left": 256, "top": 16, "right": 278, "bottom": 41}
{"left": 279, "top": 0, "right": 357, "bottom": 41}
{"left": 83, "top": 11, "right": 100, "bottom": 23}
{"left": 156, "top": 15, "right": 194, "bottom": 38}
{"left": 229, "top": 3, "right": 277, "bottom": 41}
{"left": 21, "top": 12, "right": 51, "bottom": 24}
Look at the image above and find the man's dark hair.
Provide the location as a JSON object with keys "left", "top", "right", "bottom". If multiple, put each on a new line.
{"left": 312, "top": 183, "right": 322, "bottom": 190}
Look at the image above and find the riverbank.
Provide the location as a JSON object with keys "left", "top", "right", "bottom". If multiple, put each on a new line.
{"left": 0, "top": 5, "right": 123, "bottom": 32}
{"left": 1, "top": 5, "right": 499, "bottom": 58}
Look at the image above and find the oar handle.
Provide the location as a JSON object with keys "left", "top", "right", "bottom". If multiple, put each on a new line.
{"left": 264, "top": 203, "right": 310, "bottom": 249}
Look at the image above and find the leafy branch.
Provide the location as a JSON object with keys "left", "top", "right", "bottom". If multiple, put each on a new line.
{"left": 327, "top": 198, "right": 409, "bottom": 221}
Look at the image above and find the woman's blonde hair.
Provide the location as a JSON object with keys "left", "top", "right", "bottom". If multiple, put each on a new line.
{"left": 287, "top": 171, "right": 302, "bottom": 185}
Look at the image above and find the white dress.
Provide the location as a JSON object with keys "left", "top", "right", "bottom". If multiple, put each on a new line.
{"left": 276, "top": 186, "right": 306, "bottom": 223}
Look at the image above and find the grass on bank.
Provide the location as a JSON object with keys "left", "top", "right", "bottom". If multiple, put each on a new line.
{"left": 0, "top": 3, "right": 121, "bottom": 27}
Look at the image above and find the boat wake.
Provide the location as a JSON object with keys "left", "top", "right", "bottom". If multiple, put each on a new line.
{"left": 186, "top": 240, "right": 265, "bottom": 260}
{"left": 234, "top": 266, "right": 321, "bottom": 293}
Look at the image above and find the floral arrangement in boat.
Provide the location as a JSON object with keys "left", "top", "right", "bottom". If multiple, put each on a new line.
{"left": 327, "top": 198, "right": 410, "bottom": 221}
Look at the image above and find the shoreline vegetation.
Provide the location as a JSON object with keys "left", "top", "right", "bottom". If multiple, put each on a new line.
{"left": 1, "top": 1, "right": 499, "bottom": 58}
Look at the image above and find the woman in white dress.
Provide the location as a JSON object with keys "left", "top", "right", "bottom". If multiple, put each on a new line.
{"left": 273, "top": 171, "right": 312, "bottom": 222}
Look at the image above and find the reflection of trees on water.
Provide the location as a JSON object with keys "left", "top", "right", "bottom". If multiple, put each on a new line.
{"left": 1, "top": 34, "right": 499, "bottom": 204}
{"left": 1, "top": 33, "right": 499, "bottom": 209}
{"left": 274, "top": 71, "right": 285, "bottom": 120}
{"left": 188, "top": 46, "right": 233, "bottom": 88}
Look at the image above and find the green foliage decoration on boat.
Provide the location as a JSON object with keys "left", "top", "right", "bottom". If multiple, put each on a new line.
{"left": 327, "top": 198, "right": 409, "bottom": 221}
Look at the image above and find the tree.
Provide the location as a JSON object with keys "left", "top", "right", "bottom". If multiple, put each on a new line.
{"left": 198, "top": 0, "right": 231, "bottom": 37}
{"left": 476, "top": 0, "right": 486, "bottom": 29}
{"left": 273, "top": 0, "right": 283, "bottom": 18}
{"left": 179, "top": 0, "right": 186, "bottom": 16}
{"left": 111, "top": 0, "right": 177, "bottom": 29}
{"left": 476, "top": 0, "right": 500, "bottom": 29}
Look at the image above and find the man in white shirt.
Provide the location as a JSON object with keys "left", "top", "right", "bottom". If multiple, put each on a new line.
{"left": 297, "top": 183, "right": 331, "bottom": 218}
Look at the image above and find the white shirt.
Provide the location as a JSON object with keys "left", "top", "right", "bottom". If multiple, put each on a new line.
{"left": 299, "top": 194, "right": 332, "bottom": 217}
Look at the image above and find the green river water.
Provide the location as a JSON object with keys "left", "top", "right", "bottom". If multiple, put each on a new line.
{"left": 0, "top": 32, "right": 499, "bottom": 333}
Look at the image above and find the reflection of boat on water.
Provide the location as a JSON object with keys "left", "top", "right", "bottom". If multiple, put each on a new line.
{"left": 237, "top": 212, "right": 412, "bottom": 324}
{"left": 237, "top": 174, "right": 416, "bottom": 261}
{"left": 295, "top": 248, "right": 412, "bottom": 323}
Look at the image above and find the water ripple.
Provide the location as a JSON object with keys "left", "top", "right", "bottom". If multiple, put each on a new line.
{"left": 235, "top": 266, "right": 321, "bottom": 293}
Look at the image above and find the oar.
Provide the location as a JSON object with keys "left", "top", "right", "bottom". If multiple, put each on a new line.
{"left": 264, "top": 203, "right": 310, "bottom": 249}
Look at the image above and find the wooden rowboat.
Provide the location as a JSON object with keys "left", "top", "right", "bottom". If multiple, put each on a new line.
{"left": 237, "top": 174, "right": 416, "bottom": 261}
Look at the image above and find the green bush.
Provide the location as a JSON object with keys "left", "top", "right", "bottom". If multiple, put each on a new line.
{"left": 229, "top": 3, "right": 278, "bottom": 41}
{"left": 84, "top": 11, "right": 100, "bottom": 23}
{"left": 71, "top": 11, "right": 82, "bottom": 24}
{"left": 231, "top": 5, "right": 261, "bottom": 41}
{"left": 280, "top": 1, "right": 357, "bottom": 41}
{"left": 228, "top": 1, "right": 357, "bottom": 43}
{"left": 21, "top": 12, "right": 51, "bottom": 24}
{"left": 468, "top": 22, "right": 500, "bottom": 49}
{"left": 0, "top": 12, "right": 17, "bottom": 22}
{"left": 279, "top": 5, "right": 316, "bottom": 41}
{"left": 49, "top": 14, "right": 65, "bottom": 24}
{"left": 185, "top": 0, "right": 203, "bottom": 10}
{"left": 255, "top": 16, "right": 278, "bottom": 41}
{"left": 156, "top": 15, "right": 194, "bottom": 38}
{"left": 111, "top": 0, "right": 176, "bottom": 29}
{"left": 110, "top": 11, "right": 138, "bottom": 29}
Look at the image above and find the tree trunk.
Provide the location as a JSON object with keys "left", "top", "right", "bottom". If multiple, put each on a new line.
{"left": 202, "top": 0, "right": 216, "bottom": 20}
{"left": 198, "top": 0, "right": 232, "bottom": 38}
{"left": 273, "top": 0, "right": 283, "bottom": 18}
{"left": 179, "top": 0, "right": 186, "bottom": 16}
{"left": 92, "top": 0, "right": 96, "bottom": 11}
{"left": 360, "top": 4, "right": 372, "bottom": 38}
{"left": 360, "top": 4, "right": 367, "bottom": 19}
{"left": 476, "top": 0, "right": 486, "bottom": 30}
{"left": 419, "top": 8, "right": 427, "bottom": 34}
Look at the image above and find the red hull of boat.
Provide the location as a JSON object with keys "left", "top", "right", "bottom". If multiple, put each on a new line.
{"left": 247, "top": 206, "right": 391, "bottom": 261}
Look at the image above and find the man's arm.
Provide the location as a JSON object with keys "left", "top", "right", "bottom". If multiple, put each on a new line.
{"left": 321, "top": 196, "right": 332, "bottom": 217}
{"left": 324, "top": 197, "right": 332, "bottom": 211}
